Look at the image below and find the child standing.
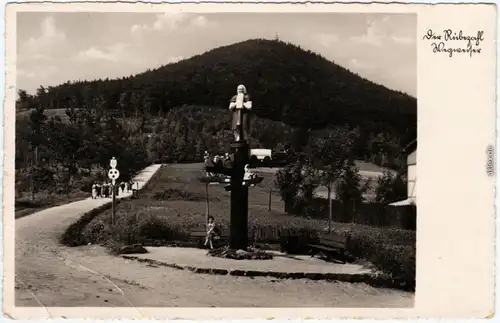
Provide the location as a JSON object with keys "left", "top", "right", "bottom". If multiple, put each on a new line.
{"left": 204, "top": 216, "right": 217, "bottom": 249}
{"left": 91, "top": 183, "right": 97, "bottom": 199}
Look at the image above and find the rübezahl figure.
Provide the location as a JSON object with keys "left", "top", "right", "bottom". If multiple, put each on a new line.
{"left": 229, "top": 84, "right": 252, "bottom": 142}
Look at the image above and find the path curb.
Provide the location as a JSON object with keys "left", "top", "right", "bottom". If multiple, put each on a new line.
{"left": 121, "top": 255, "right": 414, "bottom": 291}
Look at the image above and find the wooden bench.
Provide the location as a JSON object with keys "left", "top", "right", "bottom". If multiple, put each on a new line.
{"left": 307, "top": 232, "right": 349, "bottom": 263}
{"left": 189, "top": 226, "right": 254, "bottom": 249}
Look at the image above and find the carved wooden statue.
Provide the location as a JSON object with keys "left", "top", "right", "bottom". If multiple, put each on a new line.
{"left": 229, "top": 84, "right": 252, "bottom": 142}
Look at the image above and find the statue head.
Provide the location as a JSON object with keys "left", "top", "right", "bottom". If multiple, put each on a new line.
{"left": 237, "top": 84, "right": 246, "bottom": 94}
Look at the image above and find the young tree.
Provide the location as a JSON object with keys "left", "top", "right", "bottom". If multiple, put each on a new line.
{"left": 16, "top": 89, "right": 33, "bottom": 111}
{"left": 375, "top": 171, "right": 407, "bottom": 204}
{"left": 335, "top": 158, "right": 372, "bottom": 218}
{"left": 27, "top": 104, "right": 48, "bottom": 201}
{"left": 275, "top": 160, "right": 304, "bottom": 212}
{"left": 308, "top": 127, "right": 357, "bottom": 232}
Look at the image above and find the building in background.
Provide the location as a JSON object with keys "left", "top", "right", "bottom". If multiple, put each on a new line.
{"left": 390, "top": 140, "right": 416, "bottom": 206}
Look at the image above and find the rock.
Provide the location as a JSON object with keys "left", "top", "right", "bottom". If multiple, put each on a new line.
{"left": 229, "top": 269, "right": 245, "bottom": 276}
{"left": 235, "top": 249, "right": 247, "bottom": 256}
{"left": 118, "top": 244, "right": 148, "bottom": 255}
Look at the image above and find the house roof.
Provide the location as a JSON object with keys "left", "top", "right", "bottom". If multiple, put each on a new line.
{"left": 389, "top": 197, "right": 416, "bottom": 206}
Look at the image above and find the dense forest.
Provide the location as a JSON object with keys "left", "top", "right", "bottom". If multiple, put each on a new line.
{"left": 15, "top": 38, "right": 416, "bottom": 201}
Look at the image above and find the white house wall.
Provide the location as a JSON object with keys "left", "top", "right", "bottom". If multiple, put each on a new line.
{"left": 407, "top": 150, "right": 416, "bottom": 166}
{"left": 407, "top": 164, "right": 416, "bottom": 199}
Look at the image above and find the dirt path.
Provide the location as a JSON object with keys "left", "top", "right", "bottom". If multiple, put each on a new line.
{"left": 14, "top": 163, "right": 414, "bottom": 311}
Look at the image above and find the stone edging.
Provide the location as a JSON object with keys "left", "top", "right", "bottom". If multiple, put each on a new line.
{"left": 122, "top": 255, "right": 415, "bottom": 292}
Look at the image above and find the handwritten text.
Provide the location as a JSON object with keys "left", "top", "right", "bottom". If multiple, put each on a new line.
{"left": 423, "top": 29, "right": 484, "bottom": 58}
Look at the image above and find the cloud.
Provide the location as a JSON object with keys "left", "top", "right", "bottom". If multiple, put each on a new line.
{"left": 76, "top": 47, "right": 116, "bottom": 62}
{"left": 391, "top": 35, "right": 415, "bottom": 44}
{"left": 190, "top": 16, "right": 209, "bottom": 28}
{"left": 348, "top": 58, "right": 376, "bottom": 71}
{"left": 351, "top": 15, "right": 415, "bottom": 47}
{"left": 22, "top": 16, "right": 66, "bottom": 54}
{"left": 165, "top": 56, "right": 185, "bottom": 64}
{"left": 131, "top": 13, "right": 214, "bottom": 35}
{"left": 315, "top": 33, "right": 340, "bottom": 47}
{"left": 17, "top": 69, "right": 36, "bottom": 79}
{"left": 74, "top": 43, "right": 131, "bottom": 63}
{"left": 351, "top": 16, "right": 389, "bottom": 47}
{"left": 153, "top": 12, "right": 188, "bottom": 30}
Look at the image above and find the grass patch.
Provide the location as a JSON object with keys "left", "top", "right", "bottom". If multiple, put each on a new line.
{"left": 153, "top": 188, "right": 208, "bottom": 201}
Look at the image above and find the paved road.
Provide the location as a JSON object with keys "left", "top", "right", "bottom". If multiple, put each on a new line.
{"left": 12, "top": 163, "right": 413, "bottom": 317}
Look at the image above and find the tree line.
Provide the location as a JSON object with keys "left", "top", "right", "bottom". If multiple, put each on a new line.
{"left": 16, "top": 93, "right": 149, "bottom": 201}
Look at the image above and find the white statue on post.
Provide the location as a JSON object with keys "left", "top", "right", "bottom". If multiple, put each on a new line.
{"left": 229, "top": 84, "right": 252, "bottom": 142}
{"left": 243, "top": 164, "right": 257, "bottom": 186}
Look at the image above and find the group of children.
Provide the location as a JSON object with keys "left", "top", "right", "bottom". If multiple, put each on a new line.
{"left": 91, "top": 181, "right": 135, "bottom": 199}
{"left": 204, "top": 151, "right": 233, "bottom": 175}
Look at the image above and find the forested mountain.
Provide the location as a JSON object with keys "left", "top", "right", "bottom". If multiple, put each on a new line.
{"left": 17, "top": 38, "right": 416, "bottom": 143}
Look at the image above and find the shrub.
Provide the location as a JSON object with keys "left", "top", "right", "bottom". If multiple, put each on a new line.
{"left": 81, "top": 216, "right": 112, "bottom": 244}
{"left": 60, "top": 202, "right": 115, "bottom": 246}
{"left": 341, "top": 226, "right": 415, "bottom": 287}
{"left": 137, "top": 214, "right": 189, "bottom": 241}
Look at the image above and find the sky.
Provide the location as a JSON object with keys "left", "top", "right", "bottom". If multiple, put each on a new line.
{"left": 17, "top": 12, "right": 416, "bottom": 96}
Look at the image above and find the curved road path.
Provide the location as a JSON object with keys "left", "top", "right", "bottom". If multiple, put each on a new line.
{"left": 13, "top": 163, "right": 413, "bottom": 317}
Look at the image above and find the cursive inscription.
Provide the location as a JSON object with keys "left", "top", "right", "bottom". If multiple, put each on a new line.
{"left": 423, "top": 29, "right": 484, "bottom": 58}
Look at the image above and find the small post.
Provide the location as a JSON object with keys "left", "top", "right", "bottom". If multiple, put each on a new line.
{"left": 268, "top": 188, "right": 272, "bottom": 212}
{"left": 205, "top": 182, "right": 210, "bottom": 225}
{"left": 112, "top": 183, "right": 116, "bottom": 225}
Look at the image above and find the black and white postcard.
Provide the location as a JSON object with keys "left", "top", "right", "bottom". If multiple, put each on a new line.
{"left": 3, "top": 2, "right": 496, "bottom": 320}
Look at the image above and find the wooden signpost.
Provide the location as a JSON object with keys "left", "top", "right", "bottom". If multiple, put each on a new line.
{"left": 204, "top": 85, "right": 263, "bottom": 250}
{"left": 108, "top": 157, "right": 120, "bottom": 224}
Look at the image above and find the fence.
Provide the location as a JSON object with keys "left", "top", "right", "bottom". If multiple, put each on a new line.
{"left": 285, "top": 198, "right": 416, "bottom": 230}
